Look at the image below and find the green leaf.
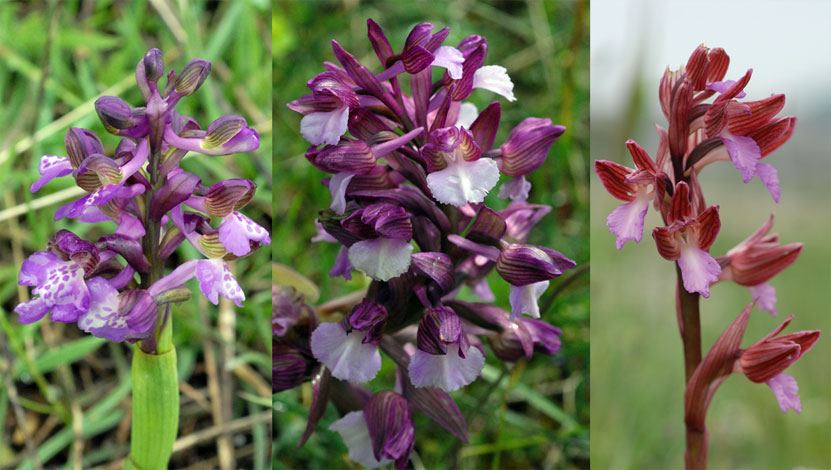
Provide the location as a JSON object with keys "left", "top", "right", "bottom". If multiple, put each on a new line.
{"left": 273, "top": 263, "right": 320, "bottom": 302}
{"left": 29, "top": 336, "right": 107, "bottom": 377}
{"left": 480, "top": 364, "right": 581, "bottom": 433}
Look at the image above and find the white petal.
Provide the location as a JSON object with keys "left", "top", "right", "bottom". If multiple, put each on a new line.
{"left": 509, "top": 281, "right": 549, "bottom": 320}
{"left": 431, "top": 46, "right": 464, "bottom": 79}
{"left": 408, "top": 343, "right": 485, "bottom": 392}
{"left": 678, "top": 245, "right": 721, "bottom": 298}
{"left": 473, "top": 65, "right": 516, "bottom": 101}
{"left": 348, "top": 238, "right": 413, "bottom": 281}
{"left": 310, "top": 323, "right": 381, "bottom": 383}
{"left": 329, "top": 411, "right": 392, "bottom": 468}
{"left": 300, "top": 105, "right": 349, "bottom": 146}
{"left": 329, "top": 172, "right": 355, "bottom": 215}
{"left": 497, "top": 176, "right": 531, "bottom": 202}
{"left": 455, "top": 102, "right": 479, "bottom": 129}
{"left": 426, "top": 157, "right": 500, "bottom": 207}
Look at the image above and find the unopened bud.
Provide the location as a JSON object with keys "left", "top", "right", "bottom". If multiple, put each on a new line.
{"left": 500, "top": 118, "right": 565, "bottom": 177}
{"left": 174, "top": 58, "right": 211, "bottom": 95}
{"left": 65, "top": 127, "right": 104, "bottom": 169}
{"left": 95, "top": 96, "right": 134, "bottom": 133}
{"left": 496, "top": 244, "right": 575, "bottom": 286}
{"left": 143, "top": 48, "right": 164, "bottom": 82}
{"left": 205, "top": 179, "right": 256, "bottom": 217}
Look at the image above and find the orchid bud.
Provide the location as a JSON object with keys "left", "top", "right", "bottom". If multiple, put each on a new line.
{"left": 65, "top": 127, "right": 104, "bottom": 169}
{"left": 719, "top": 215, "right": 803, "bottom": 287}
{"left": 364, "top": 391, "right": 415, "bottom": 468}
{"left": 143, "top": 48, "right": 164, "bottom": 82}
{"left": 202, "top": 115, "right": 259, "bottom": 154}
{"left": 313, "top": 139, "right": 377, "bottom": 175}
{"left": 174, "top": 58, "right": 211, "bottom": 95}
{"left": 496, "top": 244, "right": 575, "bottom": 286}
{"left": 737, "top": 315, "right": 820, "bottom": 383}
{"left": 95, "top": 96, "right": 135, "bottom": 132}
{"left": 466, "top": 206, "right": 506, "bottom": 246}
{"left": 273, "top": 347, "right": 309, "bottom": 393}
{"left": 500, "top": 118, "right": 565, "bottom": 176}
{"left": 204, "top": 179, "right": 257, "bottom": 217}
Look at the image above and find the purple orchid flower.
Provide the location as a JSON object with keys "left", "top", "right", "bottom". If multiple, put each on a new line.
{"left": 310, "top": 299, "right": 387, "bottom": 383}
{"left": 183, "top": 179, "right": 271, "bottom": 257}
{"left": 281, "top": 19, "right": 577, "bottom": 466}
{"left": 422, "top": 126, "right": 500, "bottom": 207}
{"left": 447, "top": 300, "right": 562, "bottom": 361}
{"left": 36, "top": 138, "right": 148, "bottom": 220}
{"left": 19, "top": 48, "right": 266, "bottom": 344}
{"left": 329, "top": 391, "right": 414, "bottom": 470}
{"left": 148, "top": 257, "right": 245, "bottom": 307}
{"left": 407, "top": 306, "right": 485, "bottom": 392}
{"left": 652, "top": 182, "right": 722, "bottom": 297}
{"left": 15, "top": 230, "right": 155, "bottom": 342}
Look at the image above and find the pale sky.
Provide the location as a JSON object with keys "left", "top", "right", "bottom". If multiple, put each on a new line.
{"left": 591, "top": 0, "right": 831, "bottom": 118}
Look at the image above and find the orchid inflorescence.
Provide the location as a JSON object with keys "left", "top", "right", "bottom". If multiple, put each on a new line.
{"left": 595, "top": 45, "right": 819, "bottom": 468}
{"left": 276, "top": 19, "right": 575, "bottom": 468}
{"left": 15, "top": 48, "right": 269, "bottom": 350}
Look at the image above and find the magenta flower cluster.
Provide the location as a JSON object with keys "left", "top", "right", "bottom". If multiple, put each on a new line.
{"left": 275, "top": 19, "right": 575, "bottom": 468}
{"left": 16, "top": 49, "right": 269, "bottom": 348}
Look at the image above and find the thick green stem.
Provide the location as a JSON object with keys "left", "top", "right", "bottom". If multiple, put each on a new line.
{"left": 125, "top": 345, "right": 179, "bottom": 470}
{"left": 676, "top": 262, "right": 704, "bottom": 468}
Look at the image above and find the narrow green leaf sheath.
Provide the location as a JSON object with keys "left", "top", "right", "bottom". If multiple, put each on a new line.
{"left": 125, "top": 345, "right": 179, "bottom": 470}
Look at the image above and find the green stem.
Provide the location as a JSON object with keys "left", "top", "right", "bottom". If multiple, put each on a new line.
{"left": 124, "top": 345, "right": 179, "bottom": 470}
{"left": 156, "top": 304, "right": 173, "bottom": 354}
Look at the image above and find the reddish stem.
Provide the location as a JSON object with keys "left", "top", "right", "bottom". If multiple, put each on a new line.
{"left": 676, "top": 262, "right": 705, "bottom": 468}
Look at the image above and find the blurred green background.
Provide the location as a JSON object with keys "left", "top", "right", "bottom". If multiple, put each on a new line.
{"left": 0, "top": 1, "right": 272, "bottom": 469}
{"left": 590, "top": 1, "right": 831, "bottom": 468}
{"left": 274, "top": 0, "right": 589, "bottom": 468}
